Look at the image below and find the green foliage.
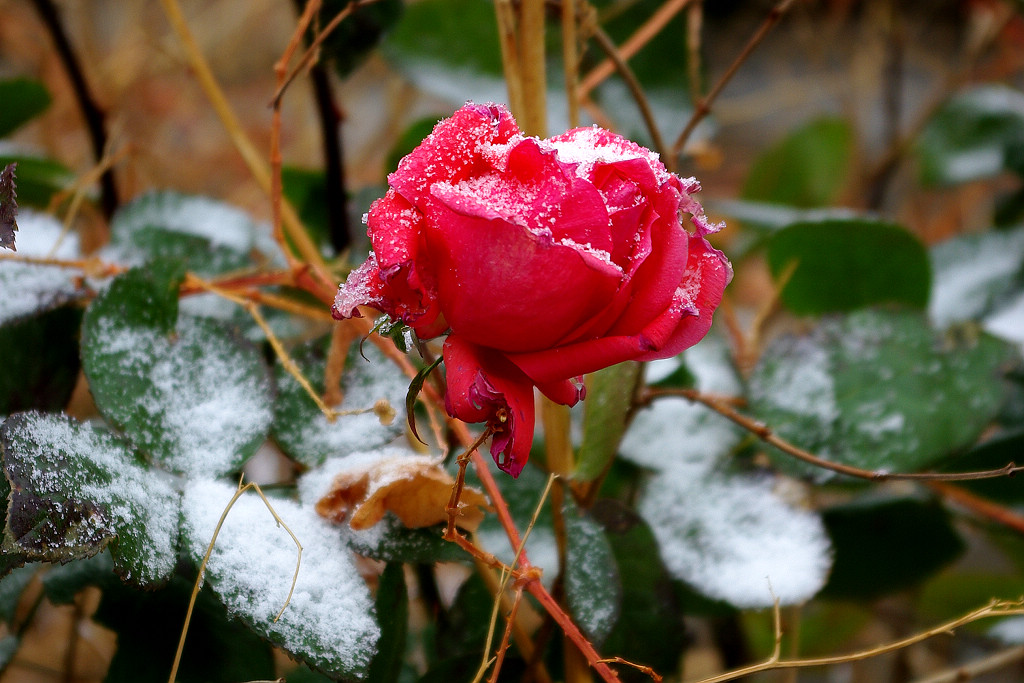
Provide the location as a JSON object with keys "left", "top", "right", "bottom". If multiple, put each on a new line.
{"left": 743, "top": 117, "right": 854, "bottom": 207}
{"left": 576, "top": 361, "right": 641, "bottom": 481}
{"left": 564, "top": 503, "right": 621, "bottom": 646}
{"left": 0, "top": 306, "right": 82, "bottom": 414}
{"left": 0, "top": 154, "right": 72, "bottom": 208}
{"left": 310, "top": 0, "right": 404, "bottom": 78}
{"left": 822, "top": 496, "right": 965, "bottom": 599}
{"left": 749, "top": 309, "right": 1016, "bottom": 480}
{"left": 767, "top": 219, "right": 931, "bottom": 314}
{"left": 0, "top": 78, "right": 51, "bottom": 138}
{"left": 383, "top": 0, "right": 503, "bottom": 76}
{"left": 368, "top": 562, "right": 410, "bottom": 683}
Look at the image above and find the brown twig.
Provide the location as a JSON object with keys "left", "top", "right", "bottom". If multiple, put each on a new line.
{"left": 561, "top": 0, "right": 581, "bottom": 128}
{"left": 672, "top": 0, "right": 797, "bottom": 158}
{"left": 29, "top": 0, "right": 119, "bottom": 219}
{"left": 910, "top": 644, "right": 1024, "bottom": 683}
{"left": 928, "top": 481, "right": 1024, "bottom": 536}
{"left": 643, "top": 387, "right": 1024, "bottom": 483}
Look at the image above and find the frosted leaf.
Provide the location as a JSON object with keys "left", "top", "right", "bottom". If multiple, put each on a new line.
{"left": 564, "top": 508, "right": 620, "bottom": 645}
{"left": 984, "top": 290, "right": 1024, "bottom": 354}
{"left": 621, "top": 335, "right": 743, "bottom": 471}
{"left": 273, "top": 339, "right": 408, "bottom": 467}
{"left": 0, "top": 210, "right": 83, "bottom": 325}
{"left": 0, "top": 412, "right": 179, "bottom": 586}
{"left": 639, "top": 463, "right": 831, "bottom": 608}
{"left": 181, "top": 478, "right": 379, "bottom": 679}
{"left": 83, "top": 310, "right": 275, "bottom": 478}
{"left": 929, "top": 226, "right": 1024, "bottom": 328}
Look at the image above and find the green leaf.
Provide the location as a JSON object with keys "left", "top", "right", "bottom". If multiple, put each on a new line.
{"left": 282, "top": 166, "right": 332, "bottom": 255}
{"left": 0, "top": 306, "right": 81, "bottom": 414}
{"left": 590, "top": 500, "right": 687, "bottom": 679}
{"left": 749, "top": 309, "right": 1016, "bottom": 480}
{"left": 368, "top": 562, "right": 409, "bottom": 683}
{"left": 821, "top": 496, "right": 965, "bottom": 599}
{"left": 742, "top": 117, "right": 853, "bottom": 208}
{"left": 272, "top": 336, "right": 408, "bottom": 468}
{"left": 313, "top": 0, "right": 404, "bottom": 78}
{"left": 767, "top": 219, "right": 931, "bottom": 314}
{"left": 81, "top": 266, "right": 275, "bottom": 477}
{"left": 0, "top": 154, "right": 72, "bottom": 208}
{"left": 576, "top": 362, "right": 641, "bottom": 481}
{"left": 407, "top": 356, "right": 442, "bottom": 444}
{"left": 383, "top": 0, "right": 503, "bottom": 77}
{"left": 95, "top": 573, "right": 275, "bottom": 683}
{"left": 180, "top": 478, "right": 379, "bottom": 680}
{"left": 0, "top": 78, "right": 51, "bottom": 137}
{"left": 929, "top": 225, "right": 1024, "bottom": 328}
{"left": 0, "top": 412, "right": 180, "bottom": 585}
{"left": 564, "top": 504, "right": 621, "bottom": 646}
{"left": 917, "top": 85, "right": 1024, "bottom": 186}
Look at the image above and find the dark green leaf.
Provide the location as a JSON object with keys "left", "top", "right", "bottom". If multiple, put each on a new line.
{"left": 338, "top": 514, "right": 466, "bottom": 564}
{"left": 42, "top": 552, "right": 116, "bottom": 605}
{"left": 0, "top": 154, "right": 72, "bottom": 208}
{"left": 0, "top": 163, "right": 17, "bottom": 251}
{"left": 273, "top": 336, "right": 407, "bottom": 467}
{"left": 0, "top": 78, "right": 51, "bottom": 137}
{"left": 821, "top": 496, "right": 965, "bottom": 599}
{"left": 368, "top": 562, "right": 409, "bottom": 683}
{"left": 95, "top": 573, "right": 275, "bottom": 683}
{"left": 749, "top": 309, "right": 1016, "bottom": 480}
{"left": 407, "top": 356, "right": 442, "bottom": 445}
{"left": 81, "top": 266, "right": 274, "bottom": 477}
{"left": 0, "top": 306, "right": 82, "bottom": 414}
{"left": 383, "top": 0, "right": 503, "bottom": 77}
{"left": 576, "top": 362, "right": 641, "bottom": 481}
{"left": 767, "top": 219, "right": 930, "bottom": 314}
{"left": 742, "top": 118, "right": 853, "bottom": 208}
{"left": 0, "top": 468, "right": 27, "bottom": 578}
{"left": 0, "top": 565, "right": 37, "bottom": 624}
{"left": 282, "top": 166, "right": 332, "bottom": 255}
{"left": 564, "top": 504, "right": 621, "bottom": 646}
{"left": 0, "top": 412, "right": 180, "bottom": 585}
{"left": 590, "top": 500, "right": 687, "bottom": 681}
{"left": 917, "top": 85, "right": 1024, "bottom": 186}
{"left": 433, "top": 572, "right": 492, "bottom": 661}
{"left": 313, "top": 0, "right": 404, "bottom": 77}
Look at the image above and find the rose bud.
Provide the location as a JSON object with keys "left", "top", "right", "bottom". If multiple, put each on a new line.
{"left": 334, "top": 102, "right": 732, "bottom": 477}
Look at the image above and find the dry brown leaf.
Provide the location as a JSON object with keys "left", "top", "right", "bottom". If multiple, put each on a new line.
{"left": 316, "top": 455, "right": 489, "bottom": 531}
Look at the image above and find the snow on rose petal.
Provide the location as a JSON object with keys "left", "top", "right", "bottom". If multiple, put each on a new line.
{"left": 334, "top": 102, "right": 732, "bottom": 476}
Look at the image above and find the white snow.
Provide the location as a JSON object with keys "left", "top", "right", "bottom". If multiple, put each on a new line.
{"left": 984, "top": 290, "right": 1024, "bottom": 353}
{"left": 750, "top": 336, "right": 838, "bottom": 425}
{"left": 181, "top": 478, "right": 379, "bottom": 678}
{"left": 0, "top": 210, "right": 83, "bottom": 325}
{"left": 639, "top": 463, "right": 832, "bottom": 608}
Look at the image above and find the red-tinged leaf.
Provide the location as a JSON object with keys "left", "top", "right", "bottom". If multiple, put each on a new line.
{"left": 0, "top": 163, "right": 18, "bottom": 252}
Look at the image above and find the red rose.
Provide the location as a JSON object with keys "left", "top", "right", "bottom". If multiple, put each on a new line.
{"left": 334, "top": 103, "right": 731, "bottom": 477}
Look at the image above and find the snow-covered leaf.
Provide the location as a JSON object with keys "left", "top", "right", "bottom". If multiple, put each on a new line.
{"left": 929, "top": 226, "right": 1024, "bottom": 329}
{"left": 917, "top": 85, "right": 1024, "bottom": 186}
{"left": 181, "top": 478, "right": 379, "bottom": 679}
{"left": 0, "top": 412, "right": 180, "bottom": 585}
{"left": 564, "top": 505, "right": 620, "bottom": 646}
{"left": 0, "top": 163, "right": 17, "bottom": 251}
{"left": 273, "top": 337, "right": 408, "bottom": 468}
{"left": 0, "top": 210, "right": 85, "bottom": 327}
{"left": 639, "top": 462, "right": 832, "bottom": 608}
{"left": 82, "top": 267, "right": 275, "bottom": 477}
{"left": 749, "top": 309, "right": 1016, "bottom": 480}
{"left": 621, "top": 334, "right": 743, "bottom": 472}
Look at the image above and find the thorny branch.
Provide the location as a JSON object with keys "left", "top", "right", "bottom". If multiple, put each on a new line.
{"left": 643, "top": 387, "right": 1024, "bottom": 483}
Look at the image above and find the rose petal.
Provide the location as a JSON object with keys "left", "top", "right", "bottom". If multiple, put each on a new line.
{"left": 390, "top": 103, "right": 519, "bottom": 205}
{"left": 423, "top": 184, "right": 622, "bottom": 352}
{"left": 443, "top": 336, "right": 537, "bottom": 477}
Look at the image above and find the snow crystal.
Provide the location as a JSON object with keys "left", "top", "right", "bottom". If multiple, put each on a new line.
{"left": 0, "top": 210, "right": 83, "bottom": 325}
{"left": 640, "top": 463, "right": 831, "bottom": 608}
{"left": 181, "top": 478, "right": 379, "bottom": 678}
{"left": 929, "top": 227, "right": 1024, "bottom": 328}
{"left": 87, "top": 314, "right": 274, "bottom": 477}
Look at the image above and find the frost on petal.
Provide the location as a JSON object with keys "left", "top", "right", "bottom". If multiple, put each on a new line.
{"left": 443, "top": 336, "right": 537, "bottom": 477}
